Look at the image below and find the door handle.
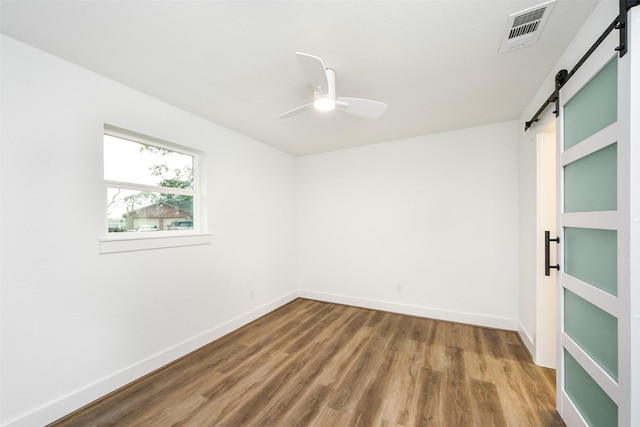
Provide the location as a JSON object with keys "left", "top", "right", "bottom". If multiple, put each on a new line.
{"left": 545, "top": 230, "right": 560, "bottom": 276}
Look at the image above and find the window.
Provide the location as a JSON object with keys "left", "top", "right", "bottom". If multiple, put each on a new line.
{"left": 103, "top": 127, "right": 200, "bottom": 236}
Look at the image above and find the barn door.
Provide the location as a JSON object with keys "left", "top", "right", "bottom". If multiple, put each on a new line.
{"left": 555, "top": 29, "right": 625, "bottom": 427}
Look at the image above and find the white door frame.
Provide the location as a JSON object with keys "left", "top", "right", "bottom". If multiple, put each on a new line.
{"left": 535, "top": 118, "right": 557, "bottom": 368}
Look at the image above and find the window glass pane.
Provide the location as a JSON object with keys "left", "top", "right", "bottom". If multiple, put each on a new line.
{"left": 564, "top": 227, "right": 617, "bottom": 295}
{"left": 564, "top": 143, "right": 616, "bottom": 213}
{"left": 107, "top": 188, "right": 193, "bottom": 232}
{"left": 564, "top": 289, "right": 617, "bottom": 379}
{"left": 564, "top": 58, "right": 617, "bottom": 150}
{"left": 565, "top": 350, "right": 617, "bottom": 427}
{"left": 104, "top": 134, "right": 194, "bottom": 189}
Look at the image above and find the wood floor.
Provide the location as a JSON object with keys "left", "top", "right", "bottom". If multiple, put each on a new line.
{"left": 51, "top": 299, "right": 564, "bottom": 426}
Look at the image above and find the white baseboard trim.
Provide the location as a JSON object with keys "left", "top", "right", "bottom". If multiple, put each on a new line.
{"left": 518, "top": 322, "right": 536, "bottom": 359}
{"left": 298, "top": 290, "right": 518, "bottom": 331}
{"left": 5, "top": 291, "right": 299, "bottom": 427}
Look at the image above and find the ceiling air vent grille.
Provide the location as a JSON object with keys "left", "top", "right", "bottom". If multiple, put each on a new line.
{"left": 509, "top": 8, "right": 544, "bottom": 39}
{"left": 499, "top": 0, "right": 555, "bottom": 53}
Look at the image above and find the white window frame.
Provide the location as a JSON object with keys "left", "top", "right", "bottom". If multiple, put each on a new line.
{"left": 99, "top": 125, "right": 211, "bottom": 253}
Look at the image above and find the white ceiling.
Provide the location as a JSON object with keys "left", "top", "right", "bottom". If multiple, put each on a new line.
{"left": 1, "top": 0, "right": 599, "bottom": 156}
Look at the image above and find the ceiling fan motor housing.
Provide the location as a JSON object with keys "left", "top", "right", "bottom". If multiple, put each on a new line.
{"left": 313, "top": 68, "right": 336, "bottom": 110}
{"left": 277, "top": 52, "right": 387, "bottom": 119}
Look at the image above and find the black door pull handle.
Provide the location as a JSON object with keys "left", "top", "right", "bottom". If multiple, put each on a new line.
{"left": 545, "top": 230, "right": 560, "bottom": 276}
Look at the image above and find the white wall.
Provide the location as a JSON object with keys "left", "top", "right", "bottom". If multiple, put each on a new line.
{"left": 517, "top": 120, "right": 539, "bottom": 352}
{"left": 296, "top": 122, "right": 520, "bottom": 329}
{"left": 517, "top": 0, "right": 618, "bottom": 357}
{"left": 0, "top": 36, "right": 297, "bottom": 426}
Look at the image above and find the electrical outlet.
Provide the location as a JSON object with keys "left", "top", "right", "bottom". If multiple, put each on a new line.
{"left": 395, "top": 284, "right": 402, "bottom": 293}
{"left": 249, "top": 289, "right": 254, "bottom": 300}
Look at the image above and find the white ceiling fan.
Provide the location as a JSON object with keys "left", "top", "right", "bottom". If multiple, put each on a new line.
{"left": 277, "top": 52, "right": 388, "bottom": 120}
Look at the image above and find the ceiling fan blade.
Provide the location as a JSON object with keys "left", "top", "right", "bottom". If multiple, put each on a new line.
{"left": 296, "top": 52, "right": 329, "bottom": 95}
{"left": 276, "top": 103, "right": 312, "bottom": 119}
{"left": 336, "top": 97, "right": 388, "bottom": 119}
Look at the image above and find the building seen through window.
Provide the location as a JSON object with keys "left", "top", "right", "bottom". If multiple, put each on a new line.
{"left": 104, "top": 129, "right": 198, "bottom": 233}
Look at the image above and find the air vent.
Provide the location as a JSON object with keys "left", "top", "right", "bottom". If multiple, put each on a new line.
{"left": 499, "top": 0, "right": 555, "bottom": 53}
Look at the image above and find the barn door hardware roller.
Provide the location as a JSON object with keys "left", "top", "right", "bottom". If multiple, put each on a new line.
{"left": 525, "top": 0, "right": 639, "bottom": 131}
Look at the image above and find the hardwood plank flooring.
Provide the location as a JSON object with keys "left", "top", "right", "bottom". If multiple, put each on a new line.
{"left": 50, "top": 299, "right": 564, "bottom": 426}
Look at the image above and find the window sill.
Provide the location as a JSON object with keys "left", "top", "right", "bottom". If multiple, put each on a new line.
{"left": 99, "top": 233, "right": 212, "bottom": 254}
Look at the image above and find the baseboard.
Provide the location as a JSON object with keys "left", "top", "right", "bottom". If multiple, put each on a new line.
{"left": 518, "top": 322, "right": 536, "bottom": 359}
{"left": 5, "top": 291, "right": 299, "bottom": 427}
{"left": 299, "top": 290, "right": 518, "bottom": 331}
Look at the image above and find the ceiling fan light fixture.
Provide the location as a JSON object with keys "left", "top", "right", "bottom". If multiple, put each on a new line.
{"left": 313, "top": 96, "right": 336, "bottom": 111}
{"left": 276, "top": 53, "right": 387, "bottom": 119}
